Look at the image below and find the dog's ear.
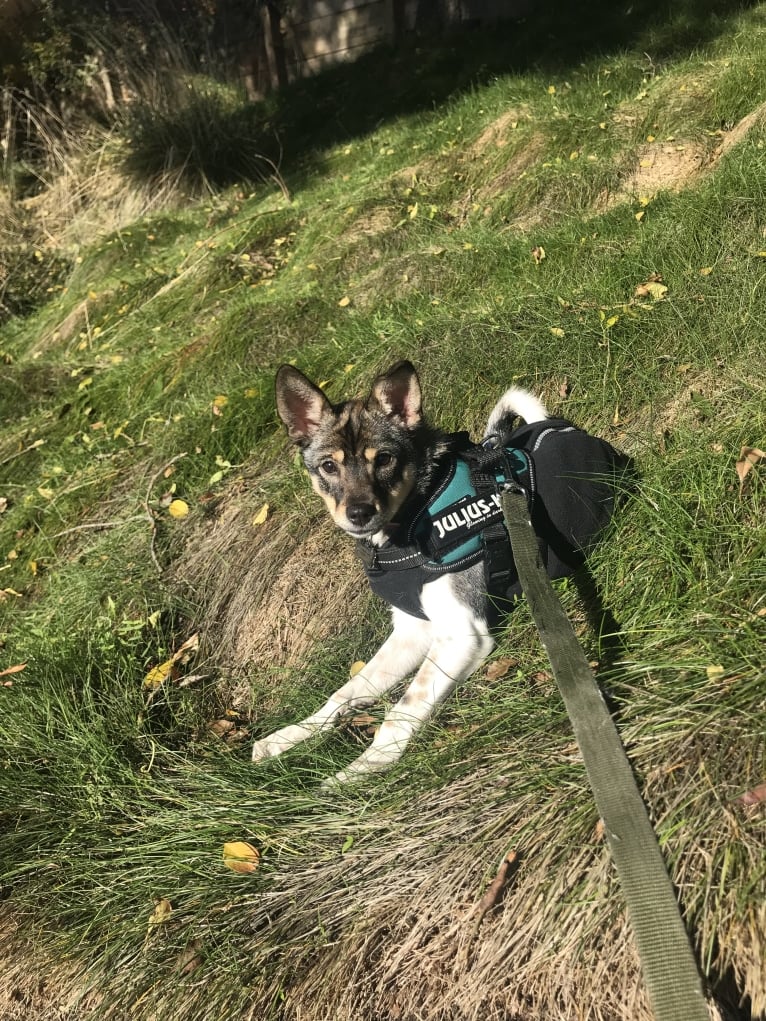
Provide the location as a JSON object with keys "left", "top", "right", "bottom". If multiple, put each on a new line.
{"left": 275, "top": 365, "right": 332, "bottom": 446}
{"left": 368, "top": 360, "right": 422, "bottom": 428}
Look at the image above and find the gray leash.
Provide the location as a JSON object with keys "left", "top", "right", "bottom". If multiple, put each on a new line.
{"left": 500, "top": 486, "right": 708, "bottom": 1021}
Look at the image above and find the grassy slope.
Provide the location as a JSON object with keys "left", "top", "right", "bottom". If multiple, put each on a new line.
{"left": 1, "top": 2, "right": 765, "bottom": 1019}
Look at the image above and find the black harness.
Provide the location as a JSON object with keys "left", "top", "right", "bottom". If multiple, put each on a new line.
{"left": 356, "top": 418, "right": 630, "bottom": 623}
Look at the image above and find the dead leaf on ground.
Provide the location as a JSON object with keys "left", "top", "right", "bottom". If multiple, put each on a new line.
{"left": 209, "top": 719, "right": 236, "bottom": 737}
{"left": 348, "top": 713, "right": 377, "bottom": 728}
{"left": 207, "top": 717, "right": 248, "bottom": 744}
{"left": 223, "top": 840, "right": 260, "bottom": 874}
{"left": 736, "top": 781, "right": 766, "bottom": 809}
{"left": 252, "top": 503, "right": 270, "bottom": 526}
{"left": 634, "top": 273, "right": 668, "bottom": 300}
{"left": 0, "top": 663, "right": 26, "bottom": 678}
{"left": 485, "top": 657, "right": 519, "bottom": 681}
{"left": 530, "top": 670, "right": 553, "bottom": 686}
{"left": 735, "top": 446, "right": 766, "bottom": 488}
{"left": 177, "top": 939, "right": 204, "bottom": 975}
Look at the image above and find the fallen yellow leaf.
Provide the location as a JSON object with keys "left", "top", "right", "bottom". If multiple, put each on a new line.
{"left": 338, "top": 296, "right": 351, "bottom": 307}
{"left": 148, "top": 898, "right": 173, "bottom": 927}
{"left": 349, "top": 660, "right": 366, "bottom": 677}
{"left": 550, "top": 327, "right": 565, "bottom": 338}
{"left": 252, "top": 503, "right": 269, "bottom": 526}
{"left": 144, "top": 659, "right": 175, "bottom": 690}
{"left": 143, "top": 633, "right": 199, "bottom": 690}
{"left": 223, "top": 841, "right": 260, "bottom": 874}
{"left": 634, "top": 276, "right": 668, "bottom": 300}
{"left": 168, "top": 499, "right": 189, "bottom": 518}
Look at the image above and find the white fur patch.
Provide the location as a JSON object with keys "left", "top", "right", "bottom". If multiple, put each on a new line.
{"left": 484, "top": 386, "right": 548, "bottom": 438}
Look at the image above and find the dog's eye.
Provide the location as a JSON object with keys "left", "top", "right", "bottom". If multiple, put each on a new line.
{"left": 375, "top": 451, "right": 394, "bottom": 468}
{"left": 320, "top": 459, "right": 339, "bottom": 475}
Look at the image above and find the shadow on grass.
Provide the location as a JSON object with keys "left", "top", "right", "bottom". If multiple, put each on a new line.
{"left": 124, "top": 0, "right": 760, "bottom": 190}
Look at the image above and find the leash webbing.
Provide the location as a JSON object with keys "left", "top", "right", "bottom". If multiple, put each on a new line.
{"left": 500, "top": 488, "right": 708, "bottom": 1021}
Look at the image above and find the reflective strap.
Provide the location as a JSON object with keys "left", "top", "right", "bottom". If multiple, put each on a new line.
{"left": 500, "top": 488, "right": 708, "bottom": 1021}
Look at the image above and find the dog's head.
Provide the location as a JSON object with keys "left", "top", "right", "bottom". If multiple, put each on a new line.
{"left": 275, "top": 361, "right": 424, "bottom": 538}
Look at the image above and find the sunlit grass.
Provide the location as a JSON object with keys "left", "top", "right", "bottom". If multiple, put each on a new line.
{"left": 1, "top": 3, "right": 765, "bottom": 1019}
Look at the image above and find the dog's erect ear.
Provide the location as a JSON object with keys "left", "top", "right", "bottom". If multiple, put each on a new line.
{"left": 275, "top": 365, "right": 332, "bottom": 446}
{"left": 368, "top": 360, "right": 422, "bottom": 428}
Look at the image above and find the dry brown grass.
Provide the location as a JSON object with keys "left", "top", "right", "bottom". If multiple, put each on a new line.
{"left": 0, "top": 909, "right": 93, "bottom": 1021}
{"left": 170, "top": 468, "right": 371, "bottom": 713}
{"left": 227, "top": 719, "right": 760, "bottom": 1021}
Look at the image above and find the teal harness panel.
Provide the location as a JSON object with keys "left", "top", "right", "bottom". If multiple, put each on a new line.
{"left": 412, "top": 447, "right": 530, "bottom": 566}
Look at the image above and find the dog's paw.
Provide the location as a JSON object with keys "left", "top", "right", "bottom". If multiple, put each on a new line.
{"left": 319, "top": 772, "right": 345, "bottom": 792}
{"left": 251, "top": 723, "right": 313, "bottom": 763}
{"left": 322, "top": 751, "right": 396, "bottom": 789}
{"left": 251, "top": 737, "right": 278, "bottom": 763}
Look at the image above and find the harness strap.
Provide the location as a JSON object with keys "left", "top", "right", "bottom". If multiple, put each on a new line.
{"left": 500, "top": 486, "right": 708, "bottom": 1021}
{"left": 462, "top": 443, "right": 526, "bottom": 593}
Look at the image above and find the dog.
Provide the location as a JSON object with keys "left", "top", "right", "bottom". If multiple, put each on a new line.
{"left": 252, "top": 360, "right": 626, "bottom": 784}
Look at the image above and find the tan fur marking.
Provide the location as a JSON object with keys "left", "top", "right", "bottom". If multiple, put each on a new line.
{"left": 382, "top": 465, "right": 415, "bottom": 517}
{"left": 363, "top": 447, "right": 378, "bottom": 462}
{"left": 331, "top": 450, "right": 345, "bottom": 463}
{"left": 310, "top": 476, "right": 338, "bottom": 514}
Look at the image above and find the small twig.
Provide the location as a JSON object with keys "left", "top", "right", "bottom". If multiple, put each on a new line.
{"left": 454, "top": 850, "right": 520, "bottom": 976}
{"left": 50, "top": 515, "right": 146, "bottom": 539}
{"left": 471, "top": 850, "right": 519, "bottom": 936}
{"left": 0, "top": 438, "right": 45, "bottom": 467}
{"left": 145, "top": 452, "right": 188, "bottom": 575}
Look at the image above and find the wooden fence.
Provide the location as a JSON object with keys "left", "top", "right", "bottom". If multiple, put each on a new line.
{"left": 251, "top": 0, "right": 529, "bottom": 95}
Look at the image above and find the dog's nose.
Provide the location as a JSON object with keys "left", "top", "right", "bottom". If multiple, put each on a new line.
{"left": 346, "top": 502, "right": 376, "bottom": 527}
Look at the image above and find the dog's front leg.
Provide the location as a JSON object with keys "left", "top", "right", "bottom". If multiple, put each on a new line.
{"left": 251, "top": 609, "right": 433, "bottom": 763}
{"left": 329, "top": 577, "right": 495, "bottom": 784}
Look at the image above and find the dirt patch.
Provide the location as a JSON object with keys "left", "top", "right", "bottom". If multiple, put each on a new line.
{"left": 467, "top": 108, "right": 530, "bottom": 159}
{"left": 598, "top": 140, "right": 708, "bottom": 209}
{"left": 0, "top": 909, "right": 93, "bottom": 1020}
{"left": 715, "top": 98, "right": 766, "bottom": 157}
{"left": 599, "top": 100, "right": 766, "bottom": 209}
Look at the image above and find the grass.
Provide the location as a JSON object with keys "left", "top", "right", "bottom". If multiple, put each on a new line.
{"left": 1, "top": 2, "right": 765, "bottom": 1019}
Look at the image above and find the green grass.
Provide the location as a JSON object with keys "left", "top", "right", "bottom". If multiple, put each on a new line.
{"left": 1, "top": 2, "right": 765, "bottom": 1020}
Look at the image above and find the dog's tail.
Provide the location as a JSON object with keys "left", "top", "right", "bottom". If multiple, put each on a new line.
{"left": 483, "top": 387, "right": 548, "bottom": 441}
